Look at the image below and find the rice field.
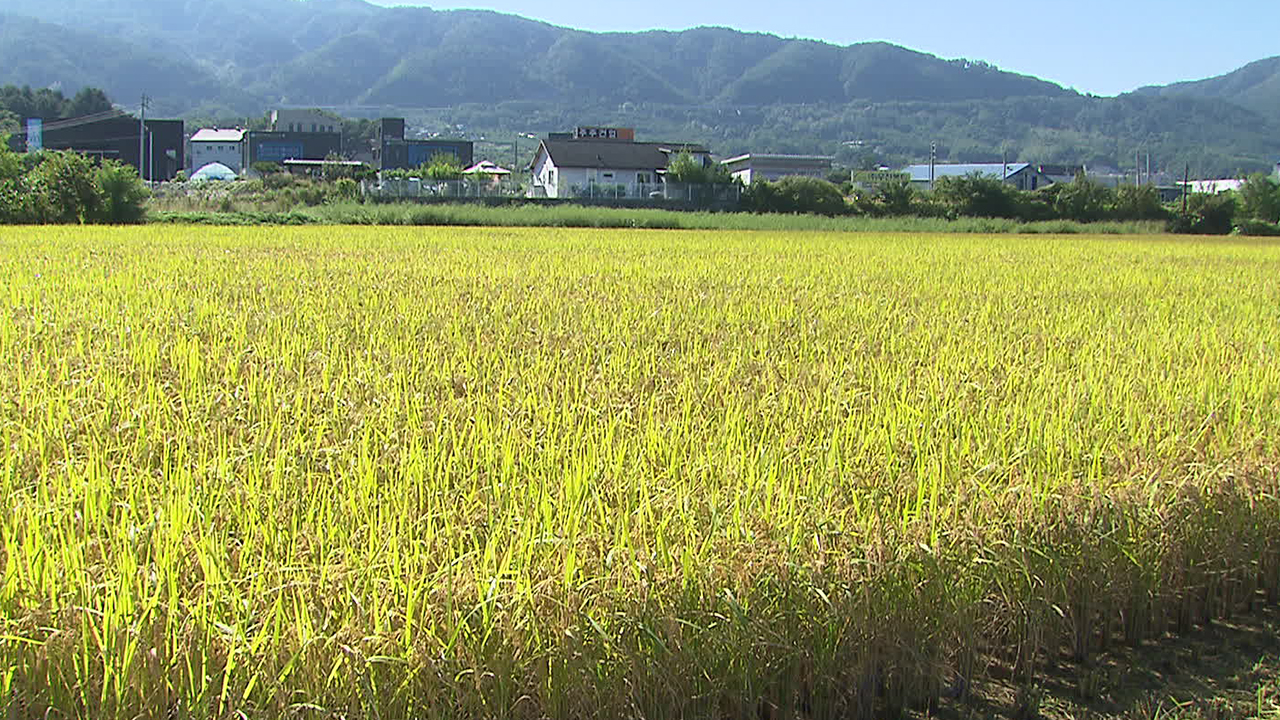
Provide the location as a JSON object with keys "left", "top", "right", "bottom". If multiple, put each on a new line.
{"left": 1, "top": 226, "right": 1278, "bottom": 720}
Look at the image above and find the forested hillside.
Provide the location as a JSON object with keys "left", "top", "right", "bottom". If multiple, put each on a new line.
{"left": 1133, "top": 56, "right": 1280, "bottom": 118}
{"left": 0, "top": 0, "right": 1068, "bottom": 110}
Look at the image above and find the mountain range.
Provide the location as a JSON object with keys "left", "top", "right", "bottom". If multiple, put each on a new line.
{"left": 1, "top": 0, "right": 1278, "bottom": 176}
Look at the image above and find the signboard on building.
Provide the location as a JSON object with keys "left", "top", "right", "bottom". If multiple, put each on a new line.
{"left": 25, "top": 119, "right": 42, "bottom": 153}
{"left": 851, "top": 170, "right": 910, "bottom": 186}
{"left": 574, "top": 127, "right": 634, "bottom": 141}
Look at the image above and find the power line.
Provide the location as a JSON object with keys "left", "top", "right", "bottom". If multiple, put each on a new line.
{"left": 36, "top": 109, "right": 131, "bottom": 133}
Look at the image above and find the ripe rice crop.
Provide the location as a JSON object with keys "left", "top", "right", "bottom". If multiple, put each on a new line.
{"left": 1, "top": 226, "right": 1278, "bottom": 719}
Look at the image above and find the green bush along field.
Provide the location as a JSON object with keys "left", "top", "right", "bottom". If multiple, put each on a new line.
{"left": 1, "top": 227, "right": 1278, "bottom": 719}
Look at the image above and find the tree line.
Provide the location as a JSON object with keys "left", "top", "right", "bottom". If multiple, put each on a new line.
{"left": 736, "top": 171, "right": 1280, "bottom": 235}
{"left": 0, "top": 85, "right": 115, "bottom": 133}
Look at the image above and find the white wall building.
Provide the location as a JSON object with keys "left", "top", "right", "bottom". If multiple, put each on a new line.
{"left": 719, "top": 154, "right": 833, "bottom": 185}
{"left": 189, "top": 128, "right": 246, "bottom": 174}
{"left": 1180, "top": 179, "right": 1245, "bottom": 194}
{"left": 529, "top": 132, "right": 712, "bottom": 199}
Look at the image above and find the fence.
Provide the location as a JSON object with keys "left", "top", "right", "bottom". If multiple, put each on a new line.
{"left": 361, "top": 178, "right": 524, "bottom": 200}
{"left": 560, "top": 182, "right": 740, "bottom": 205}
{"left": 364, "top": 178, "right": 740, "bottom": 208}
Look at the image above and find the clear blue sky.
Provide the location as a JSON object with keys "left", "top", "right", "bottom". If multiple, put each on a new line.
{"left": 368, "top": 0, "right": 1278, "bottom": 96}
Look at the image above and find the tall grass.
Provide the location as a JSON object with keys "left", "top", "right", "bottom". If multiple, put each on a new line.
{"left": 149, "top": 201, "right": 1167, "bottom": 234}
{"left": 1, "top": 227, "right": 1278, "bottom": 719}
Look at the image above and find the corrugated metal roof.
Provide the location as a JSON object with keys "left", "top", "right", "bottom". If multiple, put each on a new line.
{"left": 903, "top": 163, "right": 1031, "bottom": 182}
{"left": 191, "top": 128, "right": 246, "bottom": 143}
{"left": 540, "top": 140, "right": 709, "bottom": 170}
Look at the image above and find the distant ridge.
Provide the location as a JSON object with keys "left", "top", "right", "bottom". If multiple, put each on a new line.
{"left": 1131, "top": 56, "right": 1280, "bottom": 118}
{"left": 0, "top": 0, "right": 1070, "bottom": 111}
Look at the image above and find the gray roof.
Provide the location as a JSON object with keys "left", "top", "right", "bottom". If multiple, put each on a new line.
{"left": 539, "top": 139, "right": 710, "bottom": 170}
{"left": 721, "top": 153, "right": 834, "bottom": 164}
{"left": 903, "top": 163, "right": 1032, "bottom": 182}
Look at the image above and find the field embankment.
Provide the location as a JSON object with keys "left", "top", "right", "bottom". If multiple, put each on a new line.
{"left": 1, "top": 227, "right": 1278, "bottom": 719}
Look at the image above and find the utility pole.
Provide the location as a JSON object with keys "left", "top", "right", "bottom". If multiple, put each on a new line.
{"left": 138, "top": 94, "right": 150, "bottom": 181}
{"left": 1182, "top": 163, "right": 1190, "bottom": 219}
{"left": 929, "top": 141, "right": 937, "bottom": 191}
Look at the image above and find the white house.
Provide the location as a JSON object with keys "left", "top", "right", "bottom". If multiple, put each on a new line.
{"left": 529, "top": 130, "right": 712, "bottom": 199}
{"left": 189, "top": 128, "right": 246, "bottom": 175}
{"left": 719, "top": 154, "right": 833, "bottom": 185}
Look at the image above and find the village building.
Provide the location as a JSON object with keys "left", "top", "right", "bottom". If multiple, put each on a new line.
{"left": 1180, "top": 179, "right": 1245, "bottom": 194}
{"left": 903, "top": 162, "right": 1053, "bottom": 191}
{"left": 189, "top": 128, "right": 245, "bottom": 175}
{"left": 5, "top": 112, "right": 184, "bottom": 181}
{"left": 529, "top": 127, "right": 712, "bottom": 199}
{"left": 270, "top": 109, "right": 338, "bottom": 134}
{"left": 719, "top": 154, "right": 833, "bottom": 185}
{"left": 375, "top": 118, "right": 473, "bottom": 171}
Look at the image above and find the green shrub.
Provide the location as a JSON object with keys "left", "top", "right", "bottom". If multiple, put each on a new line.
{"left": 1232, "top": 218, "right": 1280, "bottom": 236}
{"left": 1235, "top": 174, "right": 1280, "bottom": 224}
{"left": 94, "top": 160, "right": 148, "bottom": 224}
{"left": 1168, "top": 192, "right": 1238, "bottom": 235}
{"left": 743, "top": 176, "right": 846, "bottom": 216}
{"left": 252, "top": 161, "right": 281, "bottom": 177}
{"left": 933, "top": 173, "right": 1021, "bottom": 219}
{"left": 868, "top": 180, "right": 918, "bottom": 217}
{"left": 27, "top": 150, "right": 103, "bottom": 223}
{"left": 332, "top": 178, "right": 360, "bottom": 202}
{"left": 1044, "top": 174, "right": 1112, "bottom": 222}
{"left": 665, "top": 150, "right": 734, "bottom": 185}
{"left": 263, "top": 172, "right": 297, "bottom": 190}
{"left": 425, "top": 155, "right": 464, "bottom": 181}
{"left": 1111, "top": 184, "right": 1169, "bottom": 222}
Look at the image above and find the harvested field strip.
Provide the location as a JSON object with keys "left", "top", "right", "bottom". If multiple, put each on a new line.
{"left": 0, "top": 227, "right": 1278, "bottom": 718}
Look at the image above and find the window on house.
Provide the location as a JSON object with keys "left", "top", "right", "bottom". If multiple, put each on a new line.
{"left": 602, "top": 173, "right": 613, "bottom": 179}
{"left": 637, "top": 173, "right": 651, "bottom": 184}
